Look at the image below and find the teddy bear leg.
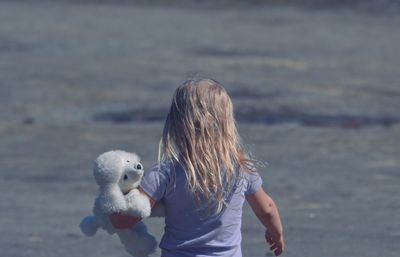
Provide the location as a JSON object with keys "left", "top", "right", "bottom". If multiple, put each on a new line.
{"left": 116, "top": 221, "right": 157, "bottom": 257}
{"left": 79, "top": 216, "right": 100, "bottom": 236}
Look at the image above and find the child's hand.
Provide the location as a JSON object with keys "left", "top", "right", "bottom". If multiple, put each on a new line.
{"left": 110, "top": 212, "right": 141, "bottom": 229}
{"left": 265, "top": 230, "right": 284, "bottom": 256}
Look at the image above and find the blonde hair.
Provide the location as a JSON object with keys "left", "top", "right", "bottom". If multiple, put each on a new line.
{"left": 159, "top": 78, "right": 255, "bottom": 213}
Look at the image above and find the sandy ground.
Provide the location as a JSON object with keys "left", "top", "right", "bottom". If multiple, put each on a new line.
{"left": 0, "top": 1, "right": 399, "bottom": 257}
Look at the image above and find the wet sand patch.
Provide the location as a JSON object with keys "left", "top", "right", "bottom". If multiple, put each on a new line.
{"left": 93, "top": 107, "right": 400, "bottom": 129}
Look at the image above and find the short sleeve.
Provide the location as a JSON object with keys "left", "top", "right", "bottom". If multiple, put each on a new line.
{"left": 245, "top": 171, "right": 263, "bottom": 195}
{"left": 140, "top": 163, "right": 170, "bottom": 202}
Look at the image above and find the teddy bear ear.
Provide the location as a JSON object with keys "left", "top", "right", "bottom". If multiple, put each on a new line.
{"left": 94, "top": 151, "right": 113, "bottom": 170}
{"left": 93, "top": 151, "right": 124, "bottom": 185}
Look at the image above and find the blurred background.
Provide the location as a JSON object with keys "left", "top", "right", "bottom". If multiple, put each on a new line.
{"left": 1, "top": 0, "right": 399, "bottom": 256}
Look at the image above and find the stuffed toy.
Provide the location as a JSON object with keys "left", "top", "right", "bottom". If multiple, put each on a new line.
{"left": 79, "top": 150, "right": 158, "bottom": 257}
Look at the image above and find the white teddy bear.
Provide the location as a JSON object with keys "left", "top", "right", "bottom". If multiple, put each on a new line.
{"left": 79, "top": 150, "right": 158, "bottom": 257}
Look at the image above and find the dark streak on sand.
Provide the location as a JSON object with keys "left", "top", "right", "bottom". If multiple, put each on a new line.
{"left": 0, "top": 37, "right": 32, "bottom": 52}
{"left": 93, "top": 108, "right": 168, "bottom": 124}
{"left": 93, "top": 108, "right": 400, "bottom": 129}
{"left": 190, "top": 46, "right": 276, "bottom": 59}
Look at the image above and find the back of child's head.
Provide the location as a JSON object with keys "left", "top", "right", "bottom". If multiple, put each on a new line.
{"left": 159, "top": 78, "right": 254, "bottom": 212}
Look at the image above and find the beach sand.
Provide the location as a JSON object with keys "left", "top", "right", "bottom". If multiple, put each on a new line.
{"left": 0, "top": 1, "right": 399, "bottom": 256}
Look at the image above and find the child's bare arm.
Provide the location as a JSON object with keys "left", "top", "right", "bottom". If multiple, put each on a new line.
{"left": 246, "top": 188, "right": 284, "bottom": 256}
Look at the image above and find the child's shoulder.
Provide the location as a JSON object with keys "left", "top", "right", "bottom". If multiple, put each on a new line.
{"left": 148, "top": 160, "right": 181, "bottom": 178}
{"left": 240, "top": 169, "right": 263, "bottom": 195}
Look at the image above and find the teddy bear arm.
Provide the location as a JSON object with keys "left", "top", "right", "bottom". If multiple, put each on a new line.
{"left": 125, "top": 189, "right": 152, "bottom": 218}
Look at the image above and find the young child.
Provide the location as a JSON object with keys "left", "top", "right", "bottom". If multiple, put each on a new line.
{"left": 111, "top": 78, "right": 284, "bottom": 257}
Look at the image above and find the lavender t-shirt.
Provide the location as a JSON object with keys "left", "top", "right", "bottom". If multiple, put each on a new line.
{"left": 140, "top": 161, "right": 262, "bottom": 257}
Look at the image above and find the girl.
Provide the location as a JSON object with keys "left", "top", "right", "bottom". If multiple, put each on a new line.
{"left": 111, "top": 78, "right": 284, "bottom": 257}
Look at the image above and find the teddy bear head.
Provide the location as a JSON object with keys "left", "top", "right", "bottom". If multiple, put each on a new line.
{"left": 93, "top": 150, "right": 144, "bottom": 194}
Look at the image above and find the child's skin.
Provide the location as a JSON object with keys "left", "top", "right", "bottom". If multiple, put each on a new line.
{"left": 246, "top": 187, "right": 284, "bottom": 256}
{"left": 111, "top": 187, "right": 284, "bottom": 256}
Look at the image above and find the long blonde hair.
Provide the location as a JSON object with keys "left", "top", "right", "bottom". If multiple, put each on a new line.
{"left": 159, "top": 78, "right": 255, "bottom": 212}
